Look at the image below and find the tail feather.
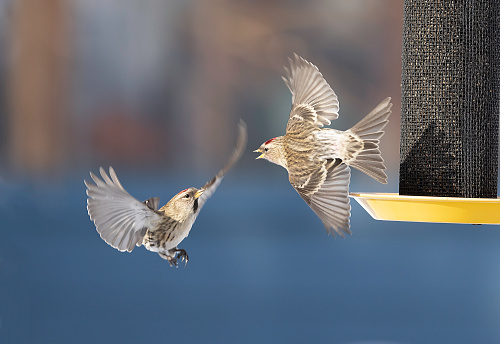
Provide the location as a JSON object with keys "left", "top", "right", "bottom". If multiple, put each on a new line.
{"left": 346, "top": 97, "right": 392, "bottom": 184}
{"left": 350, "top": 97, "right": 392, "bottom": 136}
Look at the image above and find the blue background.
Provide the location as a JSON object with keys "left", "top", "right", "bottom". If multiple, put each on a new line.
{"left": 2, "top": 170, "right": 500, "bottom": 344}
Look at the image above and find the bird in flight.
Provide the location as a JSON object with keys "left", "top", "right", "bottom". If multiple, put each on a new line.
{"left": 86, "top": 120, "right": 247, "bottom": 267}
{"left": 254, "top": 54, "right": 391, "bottom": 236}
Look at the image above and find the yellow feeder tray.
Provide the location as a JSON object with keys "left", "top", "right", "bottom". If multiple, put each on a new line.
{"left": 349, "top": 193, "right": 500, "bottom": 225}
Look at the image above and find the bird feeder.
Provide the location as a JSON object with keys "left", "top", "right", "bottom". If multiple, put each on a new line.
{"left": 351, "top": 0, "right": 500, "bottom": 224}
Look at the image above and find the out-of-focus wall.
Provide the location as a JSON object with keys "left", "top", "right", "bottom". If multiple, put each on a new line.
{"left": 1, "top": 0, "right": 403, "bottom": 178}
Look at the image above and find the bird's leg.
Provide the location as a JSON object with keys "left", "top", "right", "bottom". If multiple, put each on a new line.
{"left": 174, "top": 247, "right": 189, "bottom": 266}
{"left": 159, "top": 252, "right": 178, "bottom": 267}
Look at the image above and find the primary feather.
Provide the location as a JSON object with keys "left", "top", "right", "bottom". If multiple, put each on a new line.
{"left": 85, "top": 167, "right": 162, "bottom": 252}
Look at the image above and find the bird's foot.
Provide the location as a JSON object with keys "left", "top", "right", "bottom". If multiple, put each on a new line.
{"left": 159, "top": 249, "right": 188, "bottom": 267}
{"left": 166, "top": 256, "right": 178, "bottom": 268}
{"left": 159, "top": 252, "right": 178, "bottom": 267}
{"left": 175, "top": 248, "right": 189, "bottom": 266}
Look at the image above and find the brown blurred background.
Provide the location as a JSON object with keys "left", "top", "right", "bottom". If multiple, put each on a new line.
{"left": 2, "top": 0, "right": 403, "bottom": 180}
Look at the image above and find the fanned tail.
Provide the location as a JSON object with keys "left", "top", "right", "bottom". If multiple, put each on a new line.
{"left": 345, "top": 97, "right": 392, "bottom": 184}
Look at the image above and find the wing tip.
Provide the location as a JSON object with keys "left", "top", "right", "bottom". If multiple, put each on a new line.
{"left": 325, "top": 222, "right": 352, "bottom": 238}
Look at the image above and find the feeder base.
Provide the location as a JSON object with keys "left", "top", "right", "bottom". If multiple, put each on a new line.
{"left": 350, "top": 193, "right": 500, "bottom": 225}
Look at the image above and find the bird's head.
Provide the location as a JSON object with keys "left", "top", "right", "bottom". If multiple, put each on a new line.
{"left": 164, "top": 187, "right": 204, "bottom": 221}
{"left": 254, "top": 137, "right": 286, "bottom": 167}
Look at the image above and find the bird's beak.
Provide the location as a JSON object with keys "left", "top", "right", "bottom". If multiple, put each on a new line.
{"left": 194, "top": 189, "right": 204, "bottom": 199}
{"left": 253, "top": 149, "right": 264, "bottom": 159}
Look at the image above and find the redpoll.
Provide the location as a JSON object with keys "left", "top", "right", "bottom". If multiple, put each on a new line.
{"left": 86, "top": 121, "right": 247, "bottom": 267}
{"left": 254, "top": 54, "right": 392, "bottom": 236}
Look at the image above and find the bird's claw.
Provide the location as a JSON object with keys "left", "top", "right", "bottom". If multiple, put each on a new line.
{"left": 175, "top": 248, "right": 189, "bottom": 267}
{"left": 160, "top": 249, "right": 188, "bottom": 267}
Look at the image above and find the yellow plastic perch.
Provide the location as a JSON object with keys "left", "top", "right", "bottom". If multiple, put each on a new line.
{"left": 350, "top": 193, "right": 500, "bottom": 225}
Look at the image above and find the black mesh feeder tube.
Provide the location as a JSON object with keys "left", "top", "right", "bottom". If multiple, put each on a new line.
{"left": 351, "top": 0, "right": 500, "bottom": 224}
{"left": 400, "top": 0, "right": 499, "bottom": 198}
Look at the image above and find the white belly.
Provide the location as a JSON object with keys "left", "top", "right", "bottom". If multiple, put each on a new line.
{"left": 313, "top": 129, "right": 347, "bottom": 160}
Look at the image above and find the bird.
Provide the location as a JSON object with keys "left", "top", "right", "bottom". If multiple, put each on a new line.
{"left": 254, "top": 54, "right": 392, "bottom": 237}
{"left": 85, "top": 120, "right": 247, "bottom": 267}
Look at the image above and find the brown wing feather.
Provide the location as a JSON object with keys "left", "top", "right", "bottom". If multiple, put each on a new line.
{"left": 290, "top": 159, "right": 351, "bottom": 237}
{"left": 197, "top": 120, "right": 247, "bottom": 210}
{"left": 85, "top": 167, "right": 163, "bottom": 252}
{"left": 283, "top": 54, "right": 340, "bottom": 133}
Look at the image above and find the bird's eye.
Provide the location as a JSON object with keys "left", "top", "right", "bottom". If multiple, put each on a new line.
{"left": 184, "top": 194, "right": 190, "bottom": 199}
{"left": 264, "top": 148, "right": 268, "bottom": 152}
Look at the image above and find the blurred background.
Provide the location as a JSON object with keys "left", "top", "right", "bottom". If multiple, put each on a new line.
{"left": 1, "top": 0, "right": 500, "bottom": 343}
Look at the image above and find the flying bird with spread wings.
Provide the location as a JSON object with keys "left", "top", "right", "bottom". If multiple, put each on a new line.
{"left": 254, "top": 54, "right": 392, "bottom": 236}
{"left": 86, "top": 121, "right": 247, "bottom": 267}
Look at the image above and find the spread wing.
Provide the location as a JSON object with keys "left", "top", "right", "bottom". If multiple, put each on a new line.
{"left": 198, "top": 120, "right": 247, "bottom": 210}
{"left": 283, "top": 54, "right": 340, "bottom": 133}
{"left": 85, "top": 167, "right": 163, "bottom": 252}
{"left": 289, "top": 159, "right": 351, "bottom": 237}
